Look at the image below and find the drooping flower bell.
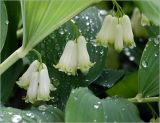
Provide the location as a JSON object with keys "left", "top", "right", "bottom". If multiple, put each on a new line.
{"left": 54, "top": 40, "right": 78, "bottom": 75}
{"left": 25, "top": 71, "right": 39, "bottom": 103}
{"left": 121, "top": 15, "right": 135, "bottom": 47}
{"left": 77, "top": 36, "right": 95, "bottom": 74}
{"left": 17, "top": 60, "right": 54, "bottom": 103}
{"left": 16, "top": 60, "right": 40, "bottom": 90}
{"left": 114, "top": 24, "right": 123, "bottom": 52}
{"left": 37, "top": 63, "right": 54, "bottom": 101}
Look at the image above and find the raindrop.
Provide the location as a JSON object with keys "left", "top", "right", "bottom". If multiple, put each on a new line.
{"left": 154, "top": 53, "right": 158, "bottom": 57}
{"left": 122, "top": 108, "right": 125, "bottom": 111}
{"left": 154, "top": 39, "right": 159, "bottom": 45}
{"left": 85, "top": 16, "right": 89, "bottom": 20}
{"left": 105, "top": 115, "right": 108, "bottom": 119}
{"left": 93, "top": 119, "right": 97, "bottom": 122}
{"left": 94, "top": 104, "right": 99, "bottom": 109}
{"left": 38, "top": 105, "right": 47, "bottom": 111}
{"left": 97, "top": 101, "right": 101, "bottom": 104}
{"left": 26, "top": 112, "right": 35, "bottom": 118}
{"left": 71, "top": 90, "right": 75, "bottom": 94}
{"left": 5, "top": 20, "right": 9, "bottom": 25}
{"left": 99, "top": 10, "right": 107, "bottom": 16}
{"left": 8, "top": 112, "right": 13, "bottom": 115}
{"left": 125, "top": 51, "right": 130, "bottom": 56}
{"left": 42, "top": 112, "right": 45, "bottom": 115}
{"left": 129, "top": 56, "right": 135, "bottom": 61}
{"left": 75, "top": 16, "right": 79, "bottom": 20}
{"left": 86, "top": 22, "right": 90, "bottom": 26}
{"left": 142, "top": 61, "right": 148, "bottom": 68}
{"left": 11, "top": 115, "right": 22, "bottom": 123}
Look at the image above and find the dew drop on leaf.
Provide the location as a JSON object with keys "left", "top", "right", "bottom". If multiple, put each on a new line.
{"left": 154, "top": 53, "right": 158, "bottom": 57}
{"left": 11, "top": 115, "right": 22, "bottom": 123}
{"left": 129, "top": 56, "right": 135, "bottom": 61}
{"left": 5, "top": 20, "right": 9, "bottom": 25}
{"left": 142, "top": 61, "right": 148, "bottom": 68}
{"left": 94, "top": 104, "right": 99, "bottom": 109}
{"left": 38, "top": 105, "right": 47, "bottom": 111}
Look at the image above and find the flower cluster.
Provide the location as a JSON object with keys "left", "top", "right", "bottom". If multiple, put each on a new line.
{"left": 54, "top": 35, "right": 95, "bottom": 75}
{"left": 96, "top": 14, "right": 135, "bottom": 52}
{"left": 17, "top": 60, "right": 55, "bottom": 103}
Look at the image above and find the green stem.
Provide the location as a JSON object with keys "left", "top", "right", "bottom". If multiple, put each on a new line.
{"left": 69, "top": 20, "right": 80, "bottom": 41}
{"left": 31, "top": 49, "right": 43, "bottom": 70}
{"left": 147, "top": 103, "right": 158, "bottom": 118}
{"left": 128, "top": 97, "right": 160, "bottom": 103}
{"left": 0, "top": 47, "right": 29, "bottom": 75}
{"left": 17, "top": 28, "right": 23, "bottom": 39}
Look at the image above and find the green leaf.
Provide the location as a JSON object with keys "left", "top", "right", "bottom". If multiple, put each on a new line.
{"left": 138, "top": 36, "right": 159, "bottom": 97}
{"left": 107, "top": 72, "right": 138, "bottom": 98}
{"left": 21, "top": 0, "right": 98, "bottom": 49}
{"left": 0, "top": 1, "right": 23, "bottom": 102}
{"left": 65, "top": 87, "right": 143, "bottom": 122}
{"left": 134, "top": 1, "right": 160, "bottom": 26}
{"left": 93, "top": 69, "right": 124, "bottom": 88}
{"left": 26, "top": 7, "right": 107, "bottom": 110}
{"left": 0, "top": 105, "right": 64, "bottom": 122}
{"left": 0, "top": 1, "right": 8, "bottom": 52}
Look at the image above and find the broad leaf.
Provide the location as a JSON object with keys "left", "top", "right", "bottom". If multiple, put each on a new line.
{"left": 0, "top": 1, "right": 8, "bottom": 52}
{"left": 0, "top": 105, "right": 64, "bottom": 122}
{"left": 27, "top": 7, "right": 107, "bottom": 110}
{"left": 93, "top": 69, "right": 124, "bottom": 88}
{"left": 134, "top": 1, "right": 160, "bottom": 26}
{"left": 0, "top": 1, "right": 23, "bottom": 102}
{"left": 138, "top": 36, "right": 159, "bottom": 97}
{"left": 21, "top": 0, "right": 99, "bottom": 49}
{"left": 107, "top": 72, "right": 138, "bottom": 98}
{"left": 65, "top": 87, "right": 143, "bottom": 122}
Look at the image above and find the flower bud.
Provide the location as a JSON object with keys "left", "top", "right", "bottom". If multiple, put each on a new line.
{"left": 16, "top": 60, "right": 40, "bottom": 89}
{"left": 54, "top": 40, "right": 78, "bottom": 75}
{"left": 114, "top": 24, "right": 123, "bottom": 52}
{"left": 96, "top": 15, "right": 113, "bottom": 47}
{"left": 25, "top": 72, "right": 39, "bottom": 103}
{"left": 37, "top": 64, "right": 53, "bottom": 101}
{"left": 77, "top": 36, "right": 95, "bottom": 74}
{"left": 121, "top": 15, "right": 135, "bottom": 47}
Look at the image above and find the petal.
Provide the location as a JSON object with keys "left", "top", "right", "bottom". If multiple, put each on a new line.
{"left": 37, "top": 64, "right": 53, "bottom": 101}
{"left": 25, "top": 72, "right": 39, "bottom": 103}
{"left": 16, "top": 60, "right": 40, "bottom": 89}
{"left": 114, "top": 24, "right": 123, "bottom": 52}
{"left": 96, "top": 15, "right": 113, "bottom": 47}
{"left": 54, "top": 40, "right": 78, "bottom": 75}
{"left": 107, "top": 16, "right": 118, "bottom": 46}
{"left": 121, "top": 15, "right": 135, "bottom": 47}
{"left": 77, "top": 36, "right": 95, "bottom": 74}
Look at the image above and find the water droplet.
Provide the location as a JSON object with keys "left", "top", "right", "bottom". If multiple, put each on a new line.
{"left": 71, "top": 90, "right": 75, "bottom": 94}
{"left": 94, "top": 105, "right": 99, "bottom": 109}
{"left": 99, "top": 10, "right": 107, "bottom": 16}
{"left": 11, "top": 115, "right": 22, "bottom": 123}
{"left": 129, "top": 56, "right": 135, "bottom": 61}
{"left": 154, "top": 53, "right": 158, "bottom": 57}
{"left": 86, "top": 22, "right": 90, "bottom": 26}
{"left": 85, "top": 16, "right": 89, "bottom": 20}
{"left": 93, "top": 119, "right": 97, "bottom": 122}
{"left": 75, "top": 16, "right": 79, "bottom": 20}
{"left": 0, "top": 117, "right": 3, "bottom": 122}
{"left": 5, "top": 20, "right": 9, "bottom": 25}
{"left": 105, "top": 115, "right": 108, "bottom": 119}
{"left": 42, "top": 112, "right": 45, "bottom": 115}
{"left": 97, "top": 101, "right": 101, "bottom": 104}
{"left": 38, "top": 105, "right": 47, "bottom": 111}
{"left": 26, "top": 112, "right": 35, "bottom": 118}
{"left": 8, "top": 112, "right": 13, "bottom": 115}
{"left": 142, "top": 61, "right": 148, "bottom": 68}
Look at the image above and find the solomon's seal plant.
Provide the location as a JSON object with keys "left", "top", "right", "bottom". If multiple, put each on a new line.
{"left": 0, "top": 0, "right": 159, "bottom": 122}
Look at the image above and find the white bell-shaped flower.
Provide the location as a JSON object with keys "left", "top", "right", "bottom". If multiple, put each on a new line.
{"left": 77, "top": 36, "right": 95, "bottom": 74}
{"left": 107, "top": 16, "right": 118, "bottom": 46}
{"left": 121, "top": 15, "right": 135, "bottom": 47}
{"left": 54, "top": 40, "right": 77, "bottom": 75}
{"left": 37, "top": 63, "right": 53, "bottom": 101}
{"left": 114, "top": 24, "right": 124, "bottom": 52}
{"left": 25, "top": 72, "right": 39, "bottom": 103}
{"left": 16, "top": 60, "right": 40, "bottom": 89}
{"left": 96, "top": 15, "right": 113, "bottom": 47}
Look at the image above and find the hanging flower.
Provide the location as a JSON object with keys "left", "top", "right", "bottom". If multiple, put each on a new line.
{"left": 37, "top": 63, "right": 54, "bottom": 101}
{"left": 77, "top": 36, "right": 95, "bottom": 74}
{"left": 114, "top": 24, "right": 124, "bottom": 52}
{"left": 16, "top": 60, "right": 40, "bottom": 89}
{"left": 25, "top": 72, "right": 39, "bottom": 103}
{"left": 96, "top": 15, "right": 113, "bottom": 47}
{"left": 121, "top": 15, "right": 135, "bottom": 47}
{"left": 54, "top": 40, "right": 78, "bottom": 75}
